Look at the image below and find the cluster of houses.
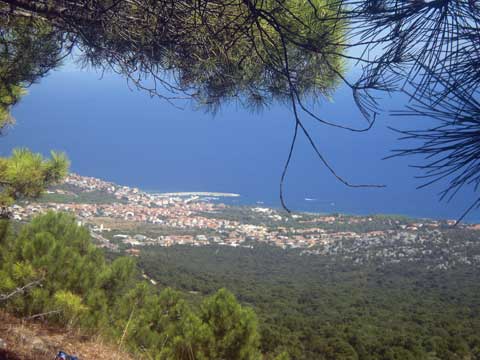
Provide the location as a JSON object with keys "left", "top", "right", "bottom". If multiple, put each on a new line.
{"left": 9, "top": 174, "right": 480, "bottom": 269}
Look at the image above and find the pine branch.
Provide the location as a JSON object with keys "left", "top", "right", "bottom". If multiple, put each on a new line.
{"left": 0, "top": 280, "right": 42, "bottom": 302}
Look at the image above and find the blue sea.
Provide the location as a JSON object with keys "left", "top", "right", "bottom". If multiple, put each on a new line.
{"left": 3, "top": 68, "right": 479, "bottom": 222}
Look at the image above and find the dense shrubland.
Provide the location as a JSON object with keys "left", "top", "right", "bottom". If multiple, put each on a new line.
{"left": 0, "top": 212, "right": 264, "bottom": 359}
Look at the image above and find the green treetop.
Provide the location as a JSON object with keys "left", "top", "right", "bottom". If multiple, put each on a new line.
{"left": 0, "top": 212, "right": 264, "bottom": 359}
{"left": 0, "top": 149, "right": 69, "bottom": 217}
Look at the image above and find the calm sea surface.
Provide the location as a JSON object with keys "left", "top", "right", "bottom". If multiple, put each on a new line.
{"left": 3, "top": 69, "right": 479, "bottom": 222}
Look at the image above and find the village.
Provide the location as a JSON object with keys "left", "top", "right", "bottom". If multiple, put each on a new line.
{"left": 10, "top": 174, "right": 480, "bottom": 269}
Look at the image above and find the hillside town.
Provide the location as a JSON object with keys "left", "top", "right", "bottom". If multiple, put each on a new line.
{"left": 11, "top": 174, "right": 480, "bottom": 269}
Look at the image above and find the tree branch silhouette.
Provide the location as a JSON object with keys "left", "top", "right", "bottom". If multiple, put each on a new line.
{"left": 0, "top": 0, "right": 478, "bottom": 217}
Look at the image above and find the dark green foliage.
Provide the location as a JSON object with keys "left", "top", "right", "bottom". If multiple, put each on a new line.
{"left": 0, "top": 1, "right": 346, "bottom": 112}
{"left": 200, "top": 206, "right": 416, "bottom": 233}
{"left": 37, "top": 182, "right": 129, "bottom": 205}
{"left": 136, "top": 244, "right": 480, "bottom": 359}
{"left": 201, "top": 289, "right": 261, "bottom": 359}
{"left": 0, "top": 212, "right": 262, "bottom": 359}
{"left": 34, "top": 190, "right": 122, "bottom": 205}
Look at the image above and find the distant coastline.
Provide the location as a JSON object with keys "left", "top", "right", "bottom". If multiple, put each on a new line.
{"left": 65, "top": 173, "right": 479, "bottom": 223}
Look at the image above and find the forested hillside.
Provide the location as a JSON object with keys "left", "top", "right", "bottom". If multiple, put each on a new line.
{"left": 136, "top": 244, "right": 480, "bottom": 359}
